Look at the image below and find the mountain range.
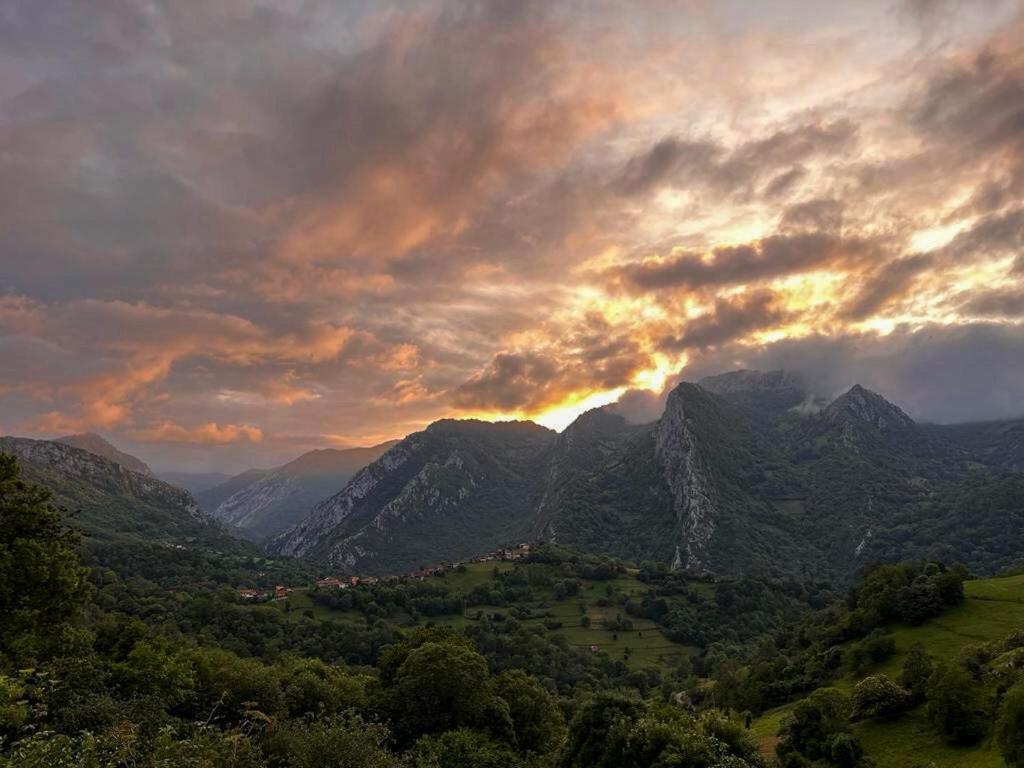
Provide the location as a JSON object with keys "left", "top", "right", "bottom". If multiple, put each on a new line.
{"left": 268, "top": 370, "right": 1024, "bottom": 580}
{"left": 3, "top": 370, "right": 1022, "bottom": 583}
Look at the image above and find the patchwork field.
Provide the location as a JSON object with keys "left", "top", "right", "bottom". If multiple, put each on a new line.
{"left": 273, "top": 561, "right": 694, "bottom": 674}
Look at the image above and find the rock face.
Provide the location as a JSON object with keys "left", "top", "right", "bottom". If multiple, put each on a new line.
{"left": 203, "top": 443, "right": 397, "bottom": 542}
{"left": 267, "top": 372, "right": 1024, "bottom": 581}
{"left": 56, "top": 432, "right": 154, "bottom": 476}
{"left": 2, "top": 436, "right": 200, "bottom": 517}
{"left": 655, "top": 385, "right": 718, "bottom": 570}
{"left": 268, "top": 421, "right": 556, "bottom": 572}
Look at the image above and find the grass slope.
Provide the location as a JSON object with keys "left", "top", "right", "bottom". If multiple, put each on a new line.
{"left": 753, "top": 574, "right": 1024, "bottom": 767}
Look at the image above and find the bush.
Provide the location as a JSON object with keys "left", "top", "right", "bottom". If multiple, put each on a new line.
{"left": 847, "top": 630, "right": 895, "bottom": 675}
{"left": 777, "top": 688, "right": 864, "bottom": 766}
{"left": 851, "top": 675, "right": 911, "bottom": 721}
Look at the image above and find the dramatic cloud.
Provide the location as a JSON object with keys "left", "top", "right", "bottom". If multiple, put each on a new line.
{"left": 1, "top": 0, "right": 1022, "bottom": 471}
{"left": 660, "top": 290, "right": 789, "bottom": 351}
{"left": 611, "top": 234, "right": 881, "bottom": 293}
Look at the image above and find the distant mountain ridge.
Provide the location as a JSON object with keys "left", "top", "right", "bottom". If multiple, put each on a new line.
{"left": 269, "top": 370, "right": 1024, "bottom": 580}
{"left": 269, "top": 421, "right": 555, "bottom": 567}
{"left": 56, "top": 432, "right": 154, "bottom": 476}
{"left": 199, "top": 441, "right": 399, "bottom": 542}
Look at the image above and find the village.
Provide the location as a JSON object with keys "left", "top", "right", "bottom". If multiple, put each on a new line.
{"left": 237, "top": 543, "right": 532, "bottom": 602}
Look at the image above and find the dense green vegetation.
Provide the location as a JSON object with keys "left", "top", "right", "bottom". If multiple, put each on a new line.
{"left": 2, "top": 452, "right": 772, "bottom": 767}
{"left": 4, "top": 440, "right": 1023, "bottom": 768}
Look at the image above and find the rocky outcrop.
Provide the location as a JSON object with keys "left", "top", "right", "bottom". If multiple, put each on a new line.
{"left": 655, "top": 385, "right": 718, "bottom": 570}
{"left": 56, "top": 432, "right": 154, "bottom": 476}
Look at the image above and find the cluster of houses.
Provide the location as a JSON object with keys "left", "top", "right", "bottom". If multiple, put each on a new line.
{"left": 238, "top": 543, "right": 533, "bottom": 600}
{"left": 312, "top": 543, "right": 534, "bottom": 590}
{"left": 314, "top": 575, "right": 379, "bottom": 590}
{"left": 406, "top": 543, "right": 533, "bottom": 582}
{"left": 237, "top": 584, "right": 294, "bottom": 601}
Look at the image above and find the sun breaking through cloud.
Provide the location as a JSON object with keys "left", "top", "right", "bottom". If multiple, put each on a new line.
{"left": 1, "top": 0, "right": 1023, "bottom": 471}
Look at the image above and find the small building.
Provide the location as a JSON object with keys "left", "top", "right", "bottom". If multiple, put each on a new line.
{"left": 274, "top": 585, "right": 287, "bottom": 599}
{"left": 360, "top": 576, "right": 379, "bottom": 586}
{"left": 238, "top": 589, "right": 263, "bottom": 600}
{"left": 316, "top": 577, "right": 344, "bottom": 590}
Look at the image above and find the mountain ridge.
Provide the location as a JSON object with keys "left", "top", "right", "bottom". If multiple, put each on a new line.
{"left": 201, "top": 441, "right": 400, "bottom": 542}
{"left": 267, "top": 373, "right": 1024, "bottom": 580}
{"left": 55, "top": 432, "right": 155, "bottom": 476}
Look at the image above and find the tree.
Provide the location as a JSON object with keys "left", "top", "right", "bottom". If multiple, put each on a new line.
{"left": 925, "top": 661, "right": 986, "bottom": 745}
{"left": 997, "top": 683, "right": 1024, "bottom": 767}
{"left": 489, "top": 669, "right": 566, "bottom": 760}
{"left": 0, "top": 454, "right": 88, "bottom": 662}
{"left": 561, "top": 692, "right": 645, "bottom": 768}
{"left": 268, "top": 715, "right": 397, "bottom": 768}
{"left": 777, "top": 688, "right": 865, "bottom": 767}
{"left": 382, "top": 641, "right": 494, "bottom": 743}
{"left": 899, "top": 645, "right": 933, "bottom": 703}
{"left": 405, "top": 729, "right": 523, "bottom": 768}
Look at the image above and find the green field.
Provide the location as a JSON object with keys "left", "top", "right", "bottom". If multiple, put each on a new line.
{"left": 273, "top": 562, "right": 694, "bottom": 674}
{"left": 753, "top": 574, "right": 1024, "bottom": 767}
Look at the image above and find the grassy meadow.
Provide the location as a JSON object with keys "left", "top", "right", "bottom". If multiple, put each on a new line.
{"left": 752, "top": 574, "right": 1024, "bottom": 767}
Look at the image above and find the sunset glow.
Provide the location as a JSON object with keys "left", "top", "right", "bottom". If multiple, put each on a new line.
{"left": 1, "top": 0, "right": 1023, "bottom": 471}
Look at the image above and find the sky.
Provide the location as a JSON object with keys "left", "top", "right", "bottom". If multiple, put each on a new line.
{"left": 1, "top": 0, "right": 1023, "bottom": 472}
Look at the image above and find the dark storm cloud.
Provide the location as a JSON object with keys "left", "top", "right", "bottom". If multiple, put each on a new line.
{"left": 959, "top": 287, "right": 1024, "bottom": 317}
{"left": 660, "top": 290, "right": 789, "bottom": 351}
{"left": 837, "top": 208, "right": 1024, "bottom": 320}
{"left": 763, "top": 166, "right": 808, "bottom": 199}
{"left": 612, "top": 233, "right": 881, "bottom": 292}
{"left": 676, "top": 323, "right": 1024, "bottom": 423}
{"left": 451, "top": 352, "right": 560, "bottom": 411}
{"left": 838, "top": 254, "right": 934, "bottom": 320}
{"left": 616, "top": 120, "right": 856, "bottom": 198}
{"left": 780, "top": 198, "right": 844, "bottom": 233}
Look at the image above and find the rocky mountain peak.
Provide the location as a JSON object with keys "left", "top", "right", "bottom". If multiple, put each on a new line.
{"left": 697, "top": 369, "right": 808, "bottom": 413}
{"left": 561, "top": 407, "right": 629, "bottom": 441}
{"left": 56, "top": 432, "right": 154, "bottom": 476}
{"left": 698, "top": 368, "right": 803, "bottom": 395}
{"left": 825, "top": 384, "right": 915, "bottom": 431}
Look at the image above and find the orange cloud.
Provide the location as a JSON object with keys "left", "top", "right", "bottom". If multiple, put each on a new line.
{"left": 129, "top": 421, "right": 264, "bottom": 444}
